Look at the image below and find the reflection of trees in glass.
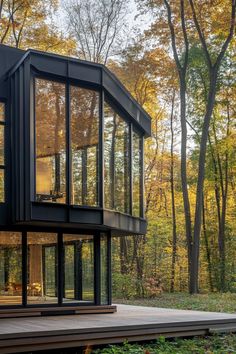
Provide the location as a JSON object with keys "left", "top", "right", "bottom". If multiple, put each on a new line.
{"left": 0, "top": 103, "right": 4, "bottom": 122}
{"left": 0, "top": 232, "right": 22, "bottom": 303}
{"left": 44, "top": 246, "right": 57, "bottom": 297}
{"left": 82, "top": 239, "right": 94, "bottom": 301}
{"left": 133, "top": 131, "right": 141, "bottom": 217}
{"left": 71, "top": 87, "right": 99, "bottom": 206}
{"left": 104, "top": 102, "right": 130, "bottom": 213}
{"left": 27, "top": 233, "right": 58, "bottom": 304}
{"left": 64, "top": 244, "right": 75, "bottom": 299}
{"left": 100, "top": 234, "right": 108, "bottom": 304}
{"left": 35, "top": 79, "right": 66, "bottom": 203}
{"left": 0, "top": 169, "right": 4, "bottom": 203}
{"left": 63, "top": 234, "right": 94, "bottom": 302}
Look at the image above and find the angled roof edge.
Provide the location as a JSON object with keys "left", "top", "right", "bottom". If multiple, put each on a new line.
{"left": 7, "top": 47, "right": 152, "bottom": 137}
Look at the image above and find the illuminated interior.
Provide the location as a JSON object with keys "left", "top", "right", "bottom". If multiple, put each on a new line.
{"left": 0, "top": 231, "right": 108, "bottom": 306}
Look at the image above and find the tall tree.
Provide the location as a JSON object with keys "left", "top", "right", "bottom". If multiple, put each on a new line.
{"left": 63, "top": 0, "right": 128, "bottom": 64}
{"left": 0, "top": 0, "right": 75, "bottom": 54}
{"left": 138, "top": 0, "right": 236, "bottom": 293}
{"left": 189, "top": 0, "right": 236, "bottom": 293}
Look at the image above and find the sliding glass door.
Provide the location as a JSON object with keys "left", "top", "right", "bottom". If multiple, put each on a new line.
{"left": 63, "top": 234, "right": 94, "bottom": 303}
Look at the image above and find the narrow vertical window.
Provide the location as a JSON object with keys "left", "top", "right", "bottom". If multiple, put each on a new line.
{"left": 0, "top": 102, "right": 5, "bottom": 203}
{"left": 104, "top": 101, "right": 130, "bottom": 213}
{"left": 132, "top": 130, "right": 142, "bottom": 217}
{"left": 70, "top": 87, "right": 99, "bottom": 206}
{"left": 100, "top": 234, "right": 108, "bottom": 305}
{"left": 35, "top": 79, "right": 66, "bottom": 203}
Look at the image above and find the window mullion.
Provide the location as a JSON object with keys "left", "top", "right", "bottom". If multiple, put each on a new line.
{"left": 66, "top": 82, "right": 71, "bottom": 207}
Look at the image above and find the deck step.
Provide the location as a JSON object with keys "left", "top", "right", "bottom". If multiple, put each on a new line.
{"left": 210, "top": 325, "right": 236, "bottom": 334}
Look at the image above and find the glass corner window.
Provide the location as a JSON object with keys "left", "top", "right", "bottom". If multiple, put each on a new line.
{"left": 0, "top": 102, "right": 5, "bottom": 203}
{"left": 34, "top": 78, "right": 143, "bottom": 217}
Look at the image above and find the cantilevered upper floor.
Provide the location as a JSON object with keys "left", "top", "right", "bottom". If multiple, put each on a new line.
{"left": 0, "top": 44, "right": 151, "bottom": 235}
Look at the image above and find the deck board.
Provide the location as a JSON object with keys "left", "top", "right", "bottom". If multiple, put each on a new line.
{"left": 0, "top": 304, "right": 236, "bottom": 353}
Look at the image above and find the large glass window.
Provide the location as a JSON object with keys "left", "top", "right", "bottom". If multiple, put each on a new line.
{"left": 0, "top": 231, "right": 110, "bottom": 307}
{"left": 63, "top": 234, "right": 94, "bottom": 303}
{"left": 104, "top": 101, "right": 130, "bottom": 213}
{"left": 0, "top": 232, "right": 22, "bottom": 305}
{"left": 35, "top": 79, "right": 66, "bottom": 203}
{"left": 34, "top": 79, "right": 143, "bottom": 218}
{"left": 70, "top": 87, "right": 99, "bottom": 206}
{"left": 0, "top": 103, "right": 5, "bottom": 203}
{"left": 27, "top": 232, "right": 58, "bottom": 304}
{"left": 133, "top": 131, "right": 142, "bottom": 217}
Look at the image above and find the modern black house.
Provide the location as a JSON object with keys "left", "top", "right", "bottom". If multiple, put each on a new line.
{"left": 0, "top": 44, "right": 151, "bottom": 317}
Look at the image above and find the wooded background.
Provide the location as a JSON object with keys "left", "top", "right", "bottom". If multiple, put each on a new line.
{"left": 1, "top": 0, "right": 236, "bottom": 296}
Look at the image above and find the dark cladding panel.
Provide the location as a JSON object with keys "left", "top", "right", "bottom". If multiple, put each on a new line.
{"left": 31, "top": 55, "right": 67, "bottom": 77}
{"left": 0, "top": 45, "right": 25, "bottom": 82}
{"left": 103, "top": 210, "right": 147, "bottom": 235}
{"left": 11, "top": 58, "right": 32, "bottom": 223}
{"left": 68, "top": 62, "right": 102, "bottom": 85}
{"left": 69, "top": 208, "right": 102, "bottom": 224}
{"left": 31, "top": 203, "right": 67, "bottom": 222}
{"left": 69, "top": 61, "right": 101, "bottom": 84}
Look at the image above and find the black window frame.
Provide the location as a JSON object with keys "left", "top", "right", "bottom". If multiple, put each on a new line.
{"left": 32, "top": 72, "right": 145, "bottom": 220}
{"left": 33, "top": 74, "right": 102, "bottom": 209}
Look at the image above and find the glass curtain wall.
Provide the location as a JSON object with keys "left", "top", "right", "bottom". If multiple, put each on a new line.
{"left": 0, "top": 232, "right": 22, "bottom": 305}
{"left": 70, "top": 87, "right": 99, "bottom": 206}
{"left": 104, "top": 101, "right": 130, "bottom": 213}
{"left": 35, "top": 79, "right": 66, "bottom": 203}
{"left": 35, "top": 80, "right": 99, "bottom": 207}
{"left": 0, "top": 232, "right": 109, "bottom": 307}
{"left": 34, "top": 78, "right": 142, "bottom": 216}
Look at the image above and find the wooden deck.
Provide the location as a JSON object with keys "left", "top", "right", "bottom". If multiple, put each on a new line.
{"left": 1, "top": 304, "right": 236, "bottom": 353}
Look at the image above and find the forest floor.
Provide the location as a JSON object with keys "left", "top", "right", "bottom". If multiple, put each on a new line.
{"left": 114, "top": 292, "right": 236, "bottom": 313}
{"left": 92, "top": 293, "right": 236, "bottom": 353}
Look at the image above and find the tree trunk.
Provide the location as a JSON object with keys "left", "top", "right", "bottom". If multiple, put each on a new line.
{"left": 202, "top": 193, "right": 214, "bottom": 292}
{"left": 170, "top": 91, "right": 177, "bottom": 293}
{"left": 217, "top": 108, "right": 230, "bottom": 292}
{"left": 180, "top": 79, "right": 192, "bottom": 287}
{"left": 190, "top": 71, "right": 218, "bottom": 294}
